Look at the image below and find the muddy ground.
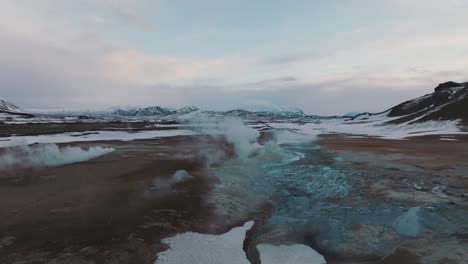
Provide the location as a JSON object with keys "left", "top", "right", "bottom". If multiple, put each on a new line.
{"left": 317, "top": 134, "right": 468, "bottom": 264}
{"left": 0, "top": 132, "right": 467, "bottom": 263}
{"left": 0, "top": 135, "right": 245, "bottom": 264}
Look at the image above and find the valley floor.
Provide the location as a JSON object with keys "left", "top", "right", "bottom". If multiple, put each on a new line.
{"left": 0, "top": 133, "right": 467, "bottom": 264}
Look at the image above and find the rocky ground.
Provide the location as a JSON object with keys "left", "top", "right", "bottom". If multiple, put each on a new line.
{"left": 0, "top": 135, "right": 246, "bottom": 264}
{"left": 1, "top": 131, "right": 467, "bottom": 264}
{"left": 317, "top": 134, "right": 468, "bottom": 263}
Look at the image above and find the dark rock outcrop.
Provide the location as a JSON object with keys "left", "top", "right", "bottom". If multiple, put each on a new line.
{"left": 386, "top": 81, "right": 468, "bottom": 123}
{"left": 434, "top": 81, "right": 462, "bottom": 92}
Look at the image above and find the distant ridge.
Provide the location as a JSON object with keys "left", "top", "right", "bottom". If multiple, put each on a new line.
{"left": 351, "top": 81, "right": 468, "bottom": 124}
{"left": 0, "top": 97, "right": 35, "bottom": 117}
{"left": 111, "top": 105, "right": 309, "bottom": 119}
{"left": 112, "top": 106, "right": 199, "bottom": 117}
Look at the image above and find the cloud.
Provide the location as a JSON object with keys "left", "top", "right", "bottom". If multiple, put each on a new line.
{"left": 263, "top": 53, "right": 315, "bottom": 66}
{"left": 109, "top": 1, "right": 155, "bottom": 32}
{"left": 0, "top": 1, "right": 252, "bottom": 108}
{"left": 224, "top": 76, "right": 297, "bottom": 92}
{"left": 0, "top": 0, "right": 468, "bottom": 114}
{"left": 0, "top": 31, "right": 250, "bottom": 108}
{"left": 263, "top": 51, "right": 333, "bottom": 66}
{"left": 103, "top": 50, "right": 247, "bottom": 84}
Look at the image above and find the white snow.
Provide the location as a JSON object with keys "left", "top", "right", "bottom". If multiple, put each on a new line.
{"left": 440, "top": 137, "right": 458, "bottom": 141}
{"left": 268, "top": 118, "right": 466, "bottom": 140}
{"left": 0, "top": 130, "right": 196, "bottom": 148}
{"left": 155, "top": 221, "right": 254, "bottom": 264}
{"left": 0, "top": 144, "right": 114, "bottom": 169}
{"left": 257, "top": 244, "right": 326, "bottom": 264}
{"left": 400, "top": 94, "right": 432, "bottom": 111}
{"left": 448, "top": 86, "right": 465, "bottom": 94}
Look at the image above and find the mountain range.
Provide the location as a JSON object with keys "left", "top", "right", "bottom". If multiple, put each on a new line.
{"left": 2, "top": 81, "right": 467, "bottom": 122}
{"left": 111, "top": 106, "right": 196, "bottom": 117}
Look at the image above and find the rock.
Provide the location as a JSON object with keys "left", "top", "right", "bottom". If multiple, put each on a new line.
{"left": 374, "top": 80, "right": 468, "bottom": 123}
{"left": 0, "top": 236, "right": 15, "bottom": 249}
{"left": 434, "top": 81, "right": 462, "bottom": 92}
{"left": 80, "top": 246, "right": 99, "bottom": 255}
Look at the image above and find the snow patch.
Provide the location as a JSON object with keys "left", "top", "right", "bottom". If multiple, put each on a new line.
{"left": 0, "top": 130, "right": 196, "bottom": 148}
{"left": 155, "top": 221, "right": 254, "bottom": 264}
{"left": 257, "top": 244, "right": 326, "bottom": 264}
{"left": 268, "top": 119, "right": 465, "bottom": 140}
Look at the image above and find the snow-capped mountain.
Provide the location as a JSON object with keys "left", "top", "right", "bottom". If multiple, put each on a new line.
{"left": 111, "top": 104, "right": 306, "bottom": 119}
{"left": 343, "top": 112, "right": 366, "bottom": 118}
{"left": 112, "top": 106, "right": 199, "bottom": 117}
{"left": 0, "top": 97, "right": 35, "bottom": 117}
{"left": 174, "top": 106, "right": 200, "bottom": 114}
{"left": 351, "top": 81, "right": 468, "bottom": 124}
{"left": 0, "top": 97, "right": 20, "bottom": 112}
{"left": 224, "top": 106, "right": 305, "bottom": 119}
{"left": 242, "top": 105, "right": 304, "bottom": 115}
{"left": 387, "top": 81, "right": 468, "bottom": 123}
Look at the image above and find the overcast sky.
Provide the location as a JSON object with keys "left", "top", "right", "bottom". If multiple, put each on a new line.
{"left": 1, "top": 0, "right": 467, "bottom": 115}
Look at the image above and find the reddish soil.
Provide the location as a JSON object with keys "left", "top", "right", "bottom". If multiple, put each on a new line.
{"left": 0, "top": 135, "right": 238, "bottom": 264}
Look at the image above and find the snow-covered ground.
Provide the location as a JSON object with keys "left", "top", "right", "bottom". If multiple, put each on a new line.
{"left": 257, "top": 244, "right": 326, "bottom": 264}
{"left": 1, "top": 109, "right": 466, "bottom": 149}
{"left": 0, "top": 130, "right": 196, "bottom": 148}
{"left": 155, "top": 221, "right": 254, "bottom": 264}
{"left": 267, "top": 115, "right": 466, "bottom": 140}
{"left": 155, "top": 221, "right": 326, "bottom": 264}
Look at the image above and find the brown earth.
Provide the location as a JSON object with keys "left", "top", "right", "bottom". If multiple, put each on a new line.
{"left": 1, "top": 132, "right": 468, "bottom": 264}
{"left": 0, "top": 135, "right": 242, "bottom": 264}
{"left": 318, "top": 134, "right": 468, "bottom": 169}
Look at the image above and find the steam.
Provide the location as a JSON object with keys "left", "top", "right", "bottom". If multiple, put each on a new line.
{"left": 272, "top": 129, "right": 317, "bottom": 145}
{"left": 219, "top": 118, "right": 262, "bottom": 159}
{"left": 190, "top": 117, "right": 262, "bottom": 160}
{"left": 143, "top": 170, "right": 193, "bottom": 198}
{"left": 0, "top": 143, "right": 115, "bottom": 170}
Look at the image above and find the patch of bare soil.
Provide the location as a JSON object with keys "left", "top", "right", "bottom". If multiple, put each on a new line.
{"left": 0, "top": 135, "right": 239, "bottom": 264}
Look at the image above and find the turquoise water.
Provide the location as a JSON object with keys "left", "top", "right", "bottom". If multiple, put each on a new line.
{"left": 207, "top": 140, "right": 468, "bottom": 260}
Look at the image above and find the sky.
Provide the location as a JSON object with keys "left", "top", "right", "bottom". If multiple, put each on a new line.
{"left": 0, "top": 0, "right": 467, "bottom": 115}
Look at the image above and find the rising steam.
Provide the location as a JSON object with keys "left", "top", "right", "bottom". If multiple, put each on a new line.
{"left": 143, "top": 169, "right": 193, "bottom": 198}
{"left": 0, "top": 143, "right": 115, "bottom": 170}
